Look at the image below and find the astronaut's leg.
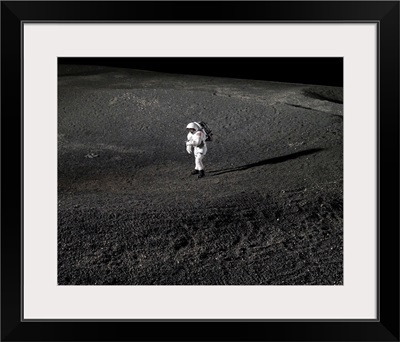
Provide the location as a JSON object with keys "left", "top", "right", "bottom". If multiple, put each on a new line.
{"left": 195, "top": 152, "right": 205, "bottom": 178}
{"left": 195, "top": 152, "right": 204, "bottom": 170}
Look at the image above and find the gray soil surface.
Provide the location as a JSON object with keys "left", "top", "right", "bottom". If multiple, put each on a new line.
{"left": 58, "top": 65, "right": 343, "bottom": 285}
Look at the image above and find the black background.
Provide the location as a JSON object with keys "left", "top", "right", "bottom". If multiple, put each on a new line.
{"left": 59, "top": 57, "right": 343, "bottom": 86}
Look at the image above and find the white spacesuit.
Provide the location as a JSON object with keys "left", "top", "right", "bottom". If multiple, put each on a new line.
{"left": 186, "top": 122, "right": 208, "bottom": 178}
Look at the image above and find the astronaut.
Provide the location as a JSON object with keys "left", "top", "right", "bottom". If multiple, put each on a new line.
{"left": 185, "top": 122, "right": 207, "bottom": 178}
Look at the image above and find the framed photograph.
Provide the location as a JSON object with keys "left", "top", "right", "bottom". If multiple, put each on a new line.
{"left": 2, "top": 1, "right": 399, "bottom": 341}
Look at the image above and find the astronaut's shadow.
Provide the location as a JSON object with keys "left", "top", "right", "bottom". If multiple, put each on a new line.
{"left": 208, "top": 148, "right": 324, "bottom": 176}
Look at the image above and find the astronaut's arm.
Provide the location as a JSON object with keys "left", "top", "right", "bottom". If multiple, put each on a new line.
{"left": 185, "top": 132, "right": 203, "bottom": 154}
{"left": 186, "top": 142, "right": 192, "bottom": 154}
{"left": 185, "top": 136, "right": 193, "bottom": 153}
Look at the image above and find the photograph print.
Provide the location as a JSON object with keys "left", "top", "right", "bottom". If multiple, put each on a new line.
{"left": 57, "top": 57, "right": 343, "bottom": 286}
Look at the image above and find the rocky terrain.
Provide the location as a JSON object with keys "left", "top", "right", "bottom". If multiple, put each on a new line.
{"left": 58, "top": 65, "right": 343, "bottom": 285}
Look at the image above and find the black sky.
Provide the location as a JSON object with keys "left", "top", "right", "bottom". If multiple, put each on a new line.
{"left": 59, "top": 57, "right": 343, "bottom": 87}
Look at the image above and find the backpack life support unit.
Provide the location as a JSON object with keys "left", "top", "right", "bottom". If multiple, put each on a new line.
{"left": 195, "top": 121, "right": 213, "bottom": 142}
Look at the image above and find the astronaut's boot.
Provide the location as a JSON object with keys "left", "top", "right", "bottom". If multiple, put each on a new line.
{"left": 191, "top": 169, "right": 200, "bottom": 175}
{"left": 198, "top": 170, "right": 205, "bottom": 178}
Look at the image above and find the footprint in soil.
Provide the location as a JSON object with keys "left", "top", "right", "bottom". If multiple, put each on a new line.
{"left": 173, "top": 236, "right": 189, "bottom": 251}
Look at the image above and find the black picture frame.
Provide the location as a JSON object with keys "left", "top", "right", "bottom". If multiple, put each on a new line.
{"left": 1, "top": 1, "right": 398, "bottom": 341}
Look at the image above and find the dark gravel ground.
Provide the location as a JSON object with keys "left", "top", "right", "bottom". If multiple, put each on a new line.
{"left": 58, "top": 65, "right": 343, "bottom": 285}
